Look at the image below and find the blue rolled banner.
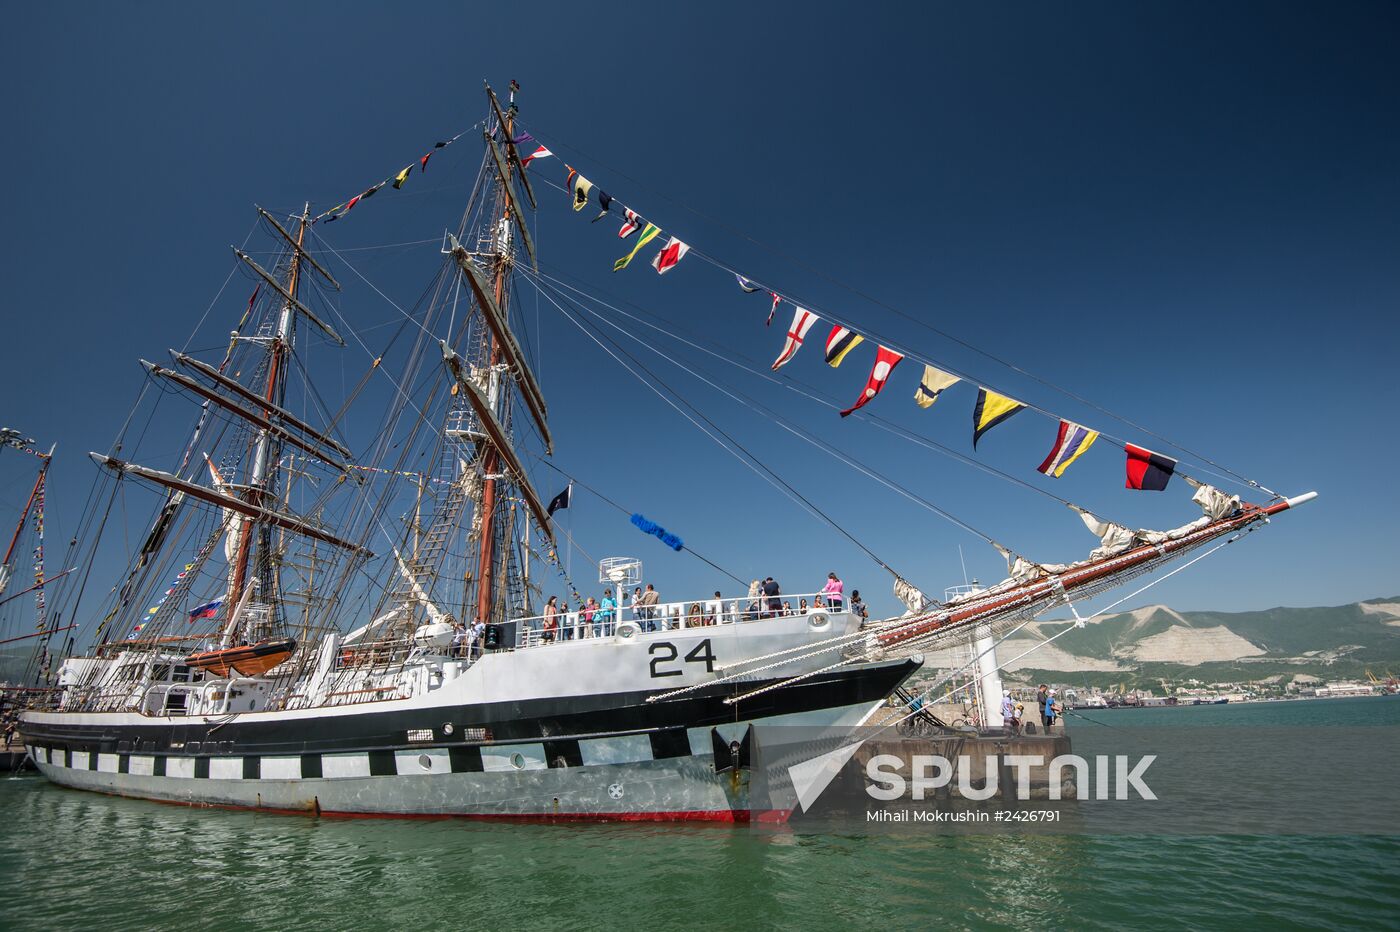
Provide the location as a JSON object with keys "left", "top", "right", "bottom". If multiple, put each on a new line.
{"left": 630, "top": 513, "right": 684, "bottom": 551}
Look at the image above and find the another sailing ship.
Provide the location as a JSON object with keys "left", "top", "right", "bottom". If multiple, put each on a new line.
{"left": 0, "top": 436, "right": 69, "bottom": 690}
{"left": 16, "top": 85, "right": 1313, "bottom": 820}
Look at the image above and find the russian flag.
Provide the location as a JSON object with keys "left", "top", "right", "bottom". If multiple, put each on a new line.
{"left": 188, "top": 600, "right": 222, "bottom": 621}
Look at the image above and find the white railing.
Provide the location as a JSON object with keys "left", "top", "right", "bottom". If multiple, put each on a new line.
{"left": 508, "top": 590, "right": 850, "bottom": 649}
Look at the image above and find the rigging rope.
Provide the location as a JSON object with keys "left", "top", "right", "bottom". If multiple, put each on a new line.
{"left": 524, "top": 453, "right": 747, "bottom": 588}
{"left": 875, "top": 531, "right": 1244, "bottom": 734}
{"left": 525, "top": 270, "right": 1010, "bottom": 557}
{"left": 526, "top": 277, "right": 908, "bottom": 582}
{"left": 521, "top": 136, "right": 1279, "bottom": 499}
{"left": 523, "top": 263, "right": 1134, "bottom": 525}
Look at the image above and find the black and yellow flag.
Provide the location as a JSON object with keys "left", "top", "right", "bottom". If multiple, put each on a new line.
{"left": 824, "top": 326, "right": 865, "bottom": 368}
{"left": 972, "top": 389, "right": 1026, "bottom": 448}
{"left": 393, "top": 165, "right": 412, "bottom": 189}
{"left": 567, "top": 167, "right": 593, "bottom": 211}
{"left": 915, "top": 365, "right": 959, "bottom": 409}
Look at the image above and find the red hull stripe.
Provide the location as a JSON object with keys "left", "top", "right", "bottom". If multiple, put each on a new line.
{"left": 69, "top": 785, "right": 792, "bottom": 824}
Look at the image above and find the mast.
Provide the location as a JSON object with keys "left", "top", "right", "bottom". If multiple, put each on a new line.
{"left": 225, "top": 205, "right": 310, "bottom": 641}
{"left": 425, "top": 82, "right": 550, "bottom": 630}
{"left": 471, "top": 80, "right": 544, "bottom": 626}
{"left": 0, "top": 446, "right": 52, "bottom": 601}
{"left": 473, "top": 91, "right": 512, "bottom": 626}
{"left": 1, "top": 452, "right": 49, "bottom": 579}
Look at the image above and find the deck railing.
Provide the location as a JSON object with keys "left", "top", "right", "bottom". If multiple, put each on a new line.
{"left": 507, "top": 590, "right": 849, "bottom": 648}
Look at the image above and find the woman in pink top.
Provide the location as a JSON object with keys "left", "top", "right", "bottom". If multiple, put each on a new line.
{"left": 821, "top": 572, "right": 844, "bottom": 611}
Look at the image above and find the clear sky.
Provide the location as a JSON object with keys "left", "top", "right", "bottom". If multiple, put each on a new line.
{"left": 2, "top": 1, "right": 1396, "bottom": 624}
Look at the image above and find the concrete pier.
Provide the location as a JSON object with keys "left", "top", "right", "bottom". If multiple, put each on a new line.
{"left": 853, "top": 730, "right": 1075, "bottom": 799}
{"left": 1, "top": 745, "right": 32, "bottom": 773}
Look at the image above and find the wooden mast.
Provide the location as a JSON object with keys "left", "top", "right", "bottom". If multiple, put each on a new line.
{"left": 1, "top": 450, "right": 50, "bottom": 574}
{"left": 473, "top": 89, "right": 513, "bottom": 626}
{"left": 225, "top": 206, "right": 309, "bottom": 630}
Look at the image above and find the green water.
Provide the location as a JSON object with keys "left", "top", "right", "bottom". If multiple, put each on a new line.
{"left": 2, "top": 699, "right": 1397, "bottom": 931}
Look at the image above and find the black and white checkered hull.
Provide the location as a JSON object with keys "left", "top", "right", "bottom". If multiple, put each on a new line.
{"left": 22, "top": 658, "right": 917, "bottom": 821}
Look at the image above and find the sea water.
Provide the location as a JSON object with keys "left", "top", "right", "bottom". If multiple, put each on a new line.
{"left": 1, "top": 698, "right": 1396, "bottom": 930}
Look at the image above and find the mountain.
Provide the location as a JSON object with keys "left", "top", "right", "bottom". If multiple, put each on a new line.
{"left": 7, "top": 599, "right": 1399, "bottom": 690}
{"left": 916, "top": 597, "right": 1400, "bottom": 687}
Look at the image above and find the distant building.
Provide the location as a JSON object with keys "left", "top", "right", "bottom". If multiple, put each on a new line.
{"left": 1314, "top": 682, "right": 1376, "bottom": 698}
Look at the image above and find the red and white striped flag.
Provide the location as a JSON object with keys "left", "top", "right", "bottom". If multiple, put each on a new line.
{"left": 618, "top": 208, "right": 643, "bottom": 239}
{"left": 521, "top": 145, "right": 552, "bottom": 168}
{"left": 651, "top": 237, "right": 689, "bottom": 275}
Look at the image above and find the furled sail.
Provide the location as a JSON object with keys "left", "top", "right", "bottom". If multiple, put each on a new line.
{"left": 893, "top": 577, "right": 932, "bottom": 614}
{"left": 91, "top": 454, "right": 373, "bottom": 556}
{"left": 1074, "top": 506, "right": 1138, "bottom": 560}
{"left": 203, "top": 454, "right": 243, "bottom": 605}
{"left": 440, "top": 342, "right": 555, "bottom": 541}
{"left": 1187, "top": 477, "right": 1242, "bottom": 521}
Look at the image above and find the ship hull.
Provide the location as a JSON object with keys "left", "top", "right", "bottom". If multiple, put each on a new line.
{"left": 21, "top": 658, "right": 916, "bottom": 820}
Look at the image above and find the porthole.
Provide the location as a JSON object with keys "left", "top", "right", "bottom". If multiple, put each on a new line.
{"left": 418, "top": 754, "right": 433, "bottom": 771}
{"left": 442, "top": 723, "right": 454, "bottom": 735}
{"left": 510, "top": 752, "right": 526, "bottom": 770}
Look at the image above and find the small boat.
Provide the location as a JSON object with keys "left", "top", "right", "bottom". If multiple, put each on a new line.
{"left": 185, "top": 639, "right": 296, "bottom": 677}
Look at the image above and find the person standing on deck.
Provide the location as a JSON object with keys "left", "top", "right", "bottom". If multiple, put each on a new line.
{"left": 542, "top": 596, "right": 560, "bottom": 644}
{"left": 1001, "top": 690, "right": 1015, "bottom": 732}
{"left": 597, "top": 589, "right": 617, "bottom": 636}
{"left": 1037, "top": 684, "right": 1050, "bottom": 727}
{"left": 704, "top": 591, "right": 723, "bottom": 625}
{"left": 762, "top": 577, "right": 781, "bottom": 617}
{"left": 746, "top": 580, "right": 761, "bottom": 619}
{"left": 821, "top": 572, "right": 844, "bottom": 611}
{"left": 639, "top": 583, "right": 660, "bottom": 631}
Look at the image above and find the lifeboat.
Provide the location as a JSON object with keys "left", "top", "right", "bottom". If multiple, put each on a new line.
{"left": 185, "top": 638, "right": 296, "bottom": 677}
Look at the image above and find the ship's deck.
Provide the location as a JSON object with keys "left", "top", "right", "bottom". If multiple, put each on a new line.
{"left": 508, "top": 590, "right": 852, "bottom": 647}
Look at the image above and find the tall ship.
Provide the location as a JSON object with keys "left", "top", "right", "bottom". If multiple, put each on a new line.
{"left": 1, "top": 433, "right": 62, "bottom": 722}
{"left": 16, "top": 85, "right": 1313, "bottom": 820}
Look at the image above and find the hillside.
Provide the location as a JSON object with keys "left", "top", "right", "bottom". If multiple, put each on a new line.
{"left": 918, "top": 597, "right": 1400, "bottom": 688}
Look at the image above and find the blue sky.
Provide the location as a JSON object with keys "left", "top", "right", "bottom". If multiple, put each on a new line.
{"left": 1, "top": 1, "right": 1396, "bottom": 625}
